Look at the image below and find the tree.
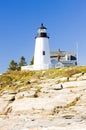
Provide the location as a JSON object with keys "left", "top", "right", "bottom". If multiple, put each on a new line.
{"left": 8, "top": 56, "right": 27, "bottom": 71}
{"left": 18, "top": 56, "right": 27, "bottom": 70}
{"left": 30, "top": 56, "right": 34, "bottom": 65}
{"left": 8, "top": 60, "right": 18, "bottom": 71}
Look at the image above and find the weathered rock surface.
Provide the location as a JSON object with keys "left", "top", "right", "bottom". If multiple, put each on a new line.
{"left": 0, "top": 76, "right": 86, "bottom": 130}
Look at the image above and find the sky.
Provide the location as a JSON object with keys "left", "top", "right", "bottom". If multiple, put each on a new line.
{"left": 0, "top": 0, "right": 86, "bottom": 73}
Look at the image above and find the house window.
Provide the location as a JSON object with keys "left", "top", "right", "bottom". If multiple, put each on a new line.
{"left": 43, "top": 51, "right": 45, "bottom": 55}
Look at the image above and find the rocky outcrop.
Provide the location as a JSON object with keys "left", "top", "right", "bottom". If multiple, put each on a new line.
{"left": 0, "top": 75, "right": 86, "bottom": 130}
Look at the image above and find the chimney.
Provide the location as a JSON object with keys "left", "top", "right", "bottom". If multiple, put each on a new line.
{"left": 58, "top": 48, "right": 60, "bottom": 62}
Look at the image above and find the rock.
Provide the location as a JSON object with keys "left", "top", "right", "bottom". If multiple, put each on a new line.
{"left": 33, "top": 92, "right": 39, "bottom": 98}
{"left": 28, "top": 90, "right": 36, "bottom": 97}
{"left": 13, "top": 81, "right": 22, "bottom": 85}
{"left": 82, "top": 76, "right": 86, "bottom": 80}
{"left": 25, "top": 80, "right": 31, "bottom": 85}
{"left": 8, "top": 91, "right": 17, "bottom": 95}
{"left": 72, "top": 73, "right": 83, "bottom": 78}
{"left": 84, "top": 73, "right": 86, "bottom": 76}
{"left": 30, "top": 79, "right": 38, "bottom": 83}
{"left": 0, "top": 99, "right": 9, "bottom": 114}
{"left": 62, "top": 115, "right": 74, "bottom": 119}
{"left": 0, "top": 79, "right": 86, "bottom": 130}
{"left": 69, "top": 77, "right": 77, "bottom": 81}
{"left": 15, "top": 92, "right": 27, "bottom": 99}
{"left": 1, "top": 94, "right": 15, "bottom": 101}
{"left": 77, "top": 76, "right": 83, "bottom": 81}
{"left": 4, "top": 106, "right": 12, "bottom": 115}
{"left": 59, "top": 77, "right": 67, "bottom": 82}
{"left": 9, "top": 96, "right": 15, "bottom": 101}
{"left": 53, "top": 84, "right": 63, "bottom": 90}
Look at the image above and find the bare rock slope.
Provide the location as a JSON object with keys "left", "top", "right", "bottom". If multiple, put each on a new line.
{"left": 0, "top": 73, "right": 86, "bottom": 130}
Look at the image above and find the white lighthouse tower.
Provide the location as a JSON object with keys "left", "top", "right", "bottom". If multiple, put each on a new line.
{"left": 34, "top": 24, "right": 51, "bottom": 70}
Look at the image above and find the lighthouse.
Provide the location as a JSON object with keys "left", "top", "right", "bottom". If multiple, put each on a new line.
{"left": 21, "top": 24, "right": 77, "bottom": 71}
{"left": 34, "top": 24, "right": 51, "bottom": 70}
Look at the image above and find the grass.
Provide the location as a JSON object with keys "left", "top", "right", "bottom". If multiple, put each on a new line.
{"left": 46, "top": 66, "right": 86, "bottom": 79}
{"left": 65, "top": 96, "right": 80, "bottom": 108}
{"left": 52, "top": 96, "right": 81, "bottom": 115}
{"left": 0, "top": 66, "right": 86, "bottom": 93}
{"left": 35, "top": 86, "right": 42, "bottom": 92}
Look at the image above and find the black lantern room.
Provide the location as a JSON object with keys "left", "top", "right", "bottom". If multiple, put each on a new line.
{"left": 35, "top": 23, "right": 49, "bottom": 38}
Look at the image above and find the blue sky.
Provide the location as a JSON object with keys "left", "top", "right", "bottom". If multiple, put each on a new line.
{"left": 0, "top": 0, "right": 86, "bottom": 73}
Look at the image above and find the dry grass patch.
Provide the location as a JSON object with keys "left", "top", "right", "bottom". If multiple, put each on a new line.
{"left": 52, "top": 106, "right": 63, "bottom": 115}
{"left": 0, "top": 66, "right": 86, "bottom": 93}
{"left": 66, "top": 86, "right": 77, "bottom": 88}
{"left": 65, "top": 96, "right": 81, "bottom": 108}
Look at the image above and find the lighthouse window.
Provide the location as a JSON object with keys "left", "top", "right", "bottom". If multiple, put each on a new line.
{"left": 43, "top": 51, "right": 45, "bottom": 55}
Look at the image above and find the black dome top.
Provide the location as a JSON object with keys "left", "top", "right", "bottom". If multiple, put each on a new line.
{"left": 39, "top": 23, "right": 47, "bottom": 29}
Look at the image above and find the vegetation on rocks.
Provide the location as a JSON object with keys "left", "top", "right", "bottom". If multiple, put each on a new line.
{"left": 0, "top": 66, "right": 86, "bottom": 130}
{"left": 65, "top": 96, "right": 81, "bottom": 108}
{"left": 0, "top": 66, "right": 86, "bottom": 93}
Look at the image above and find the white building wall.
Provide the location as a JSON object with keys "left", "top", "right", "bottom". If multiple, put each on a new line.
{"left": 34, "top": 37, "right": 51, "bottom": 70}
